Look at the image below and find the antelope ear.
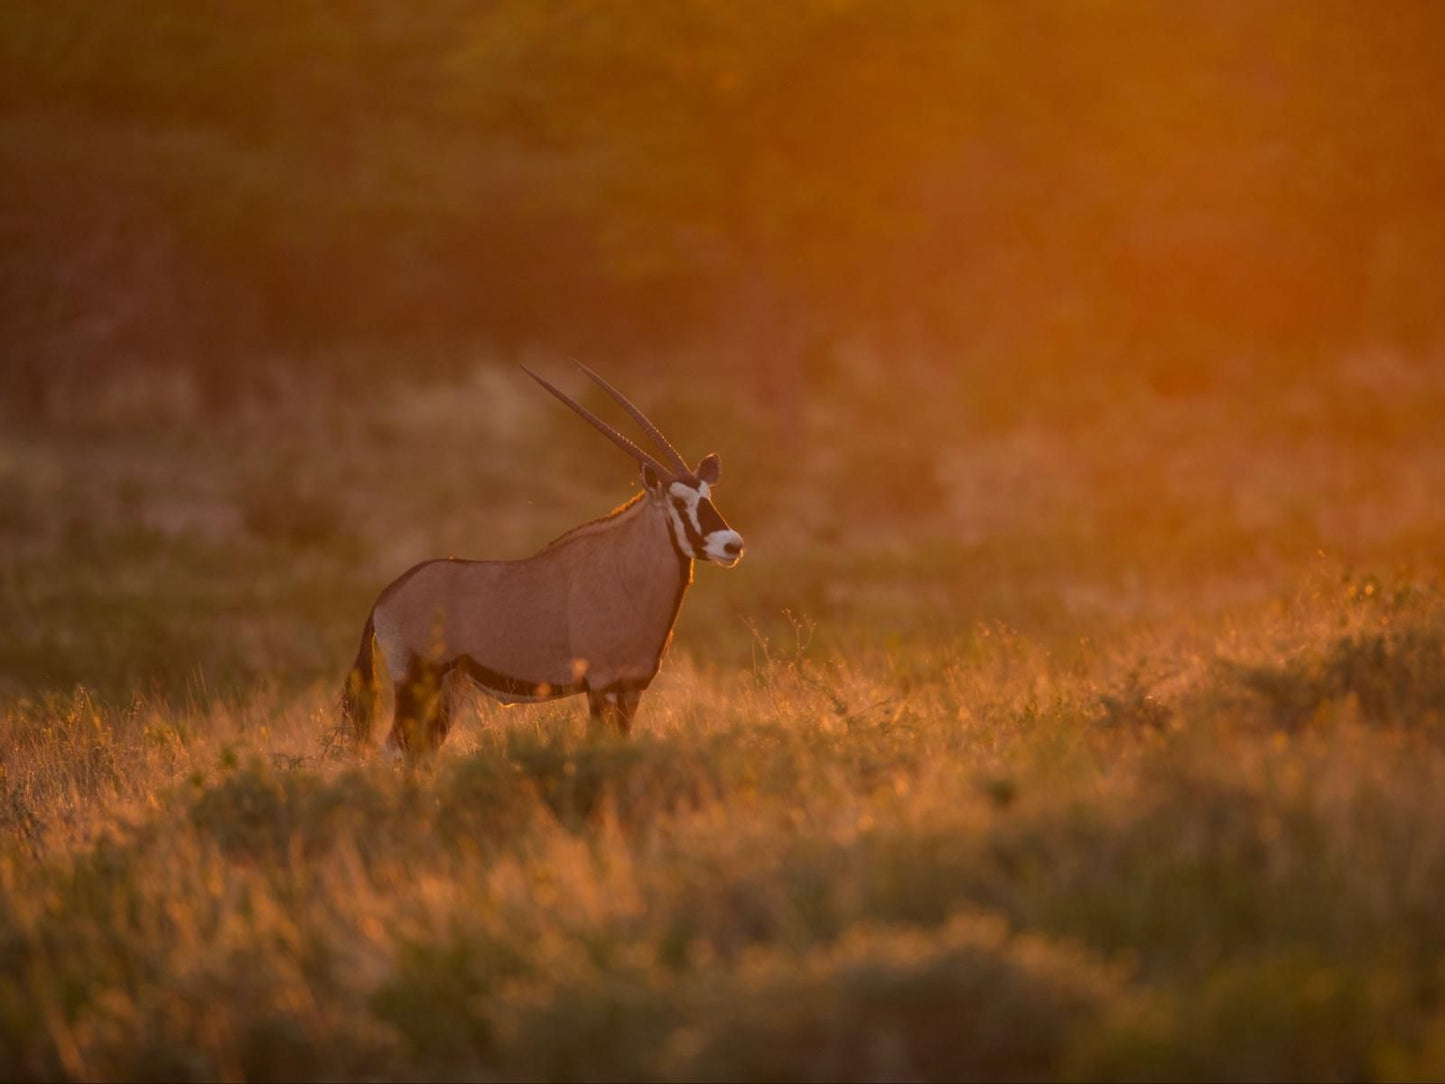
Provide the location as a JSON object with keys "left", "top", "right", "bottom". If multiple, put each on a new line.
{"left": 696, "top": 452, "right": 721, "bottom": 485}
{"left": 641, "top": 463, "right": 665, "bottom": 491}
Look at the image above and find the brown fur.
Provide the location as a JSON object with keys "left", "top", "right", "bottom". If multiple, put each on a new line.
{"left": 348, "top": 488, "right": 693, "bottom": 756}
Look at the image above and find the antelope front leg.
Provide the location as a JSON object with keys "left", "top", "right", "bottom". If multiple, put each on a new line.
{"left": 587, "top": 685, "right": 643, "bottom": 737}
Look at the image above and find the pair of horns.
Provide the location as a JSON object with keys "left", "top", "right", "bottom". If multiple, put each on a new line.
{"left": 523, "top": 363, "right": 692, "bottom": 480}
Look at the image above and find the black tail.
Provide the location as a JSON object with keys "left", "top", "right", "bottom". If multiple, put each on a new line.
{"left": 340, "top": 611, "right": 378, "bottom": 746}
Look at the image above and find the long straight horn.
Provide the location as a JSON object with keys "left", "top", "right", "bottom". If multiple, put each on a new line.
{"left": 522, "top": 367, "right": 675, "bottom": 479}
{"left": 575, "top": 362, "right": 691, "bottom": 476}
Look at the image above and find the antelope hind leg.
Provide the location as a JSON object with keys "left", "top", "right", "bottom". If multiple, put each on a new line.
{"left": 391, "top": 657, "right": 447, "bottom": 756}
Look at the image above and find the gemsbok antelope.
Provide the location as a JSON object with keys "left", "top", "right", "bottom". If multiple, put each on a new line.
{"left": 341, "top": 364, "right": 745, "bottom": 757}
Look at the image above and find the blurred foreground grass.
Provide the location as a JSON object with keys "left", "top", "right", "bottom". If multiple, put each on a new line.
{"left": 2, "top": 355, "right": 1445, "bottom": 1079}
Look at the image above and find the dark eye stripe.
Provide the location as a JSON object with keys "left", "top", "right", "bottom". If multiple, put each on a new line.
{"left": 670, "top": 496, "right": 706, "bottom": 552}
{"left": 696, "top": 499, "right": 728, "bottom": 535}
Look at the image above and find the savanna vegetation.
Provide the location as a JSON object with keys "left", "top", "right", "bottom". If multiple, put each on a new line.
{"left": 4, "top": 3, "right": 1445, "bottom": 1081}
{"left": 4, "top": 355, "right": 1445, "bottom": 1080}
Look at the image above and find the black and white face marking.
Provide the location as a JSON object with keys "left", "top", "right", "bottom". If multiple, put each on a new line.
{"left": 665, "top": 479, "right": 744, "bottom": 567}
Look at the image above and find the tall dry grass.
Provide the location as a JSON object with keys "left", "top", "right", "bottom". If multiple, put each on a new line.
{"left": 3, "top": 354, "right": 1445, "bottom": 1079}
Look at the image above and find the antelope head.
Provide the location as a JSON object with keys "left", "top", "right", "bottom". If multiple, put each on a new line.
{"left": 523, "top": 363, "right": 745, "bottom": 567}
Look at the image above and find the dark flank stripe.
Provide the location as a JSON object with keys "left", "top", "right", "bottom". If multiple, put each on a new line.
{"left": 451, "top": 654, "right": 580, "bottom": 700}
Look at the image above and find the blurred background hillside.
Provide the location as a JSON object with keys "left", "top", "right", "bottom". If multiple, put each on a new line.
{"left": 3, "top": 0, "right": 1444, "bottom": 412}
{"left": 3, "top": 1, "right": 1445, "bottom": 704}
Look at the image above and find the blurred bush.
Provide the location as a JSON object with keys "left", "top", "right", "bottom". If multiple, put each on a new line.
{"left": 665, "top": 912, "right": 1123, "bottom": 1082}
{"left": 1225, "top": 612, "right": 1445, "bottom": 736}
{"left": 237, "top": 463, "right": 352, "bottom": 550}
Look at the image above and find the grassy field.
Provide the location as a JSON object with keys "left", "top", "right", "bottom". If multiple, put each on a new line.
{"left": 3, "top": 354, "right": 1445, "bottom": 1080}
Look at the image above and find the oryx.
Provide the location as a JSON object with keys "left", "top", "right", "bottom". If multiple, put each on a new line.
{"left": 341, "top": 364, "right": 744, "bottom": 756}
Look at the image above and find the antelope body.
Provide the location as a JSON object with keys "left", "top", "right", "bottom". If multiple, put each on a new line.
{"left": 341, "top": 366, "right": 743, "bottom": 756}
